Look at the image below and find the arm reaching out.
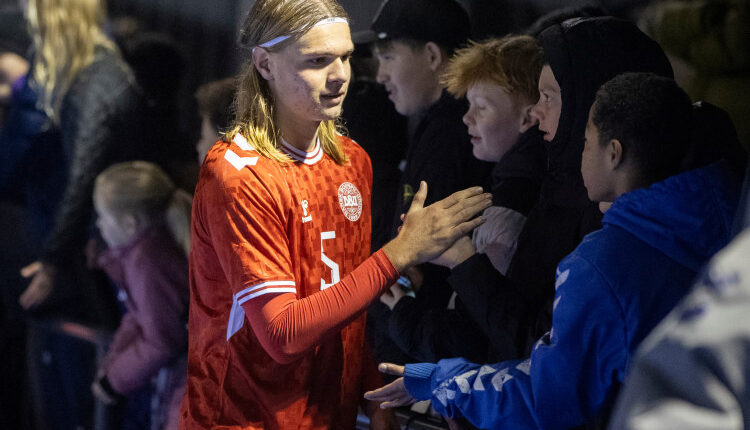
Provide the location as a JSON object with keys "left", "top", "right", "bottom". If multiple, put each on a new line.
{"left": 208, "top": 174, "right": 491, "bottom": 363}
{"left": 383, "top": 182, "right": 491, "bottom": 272}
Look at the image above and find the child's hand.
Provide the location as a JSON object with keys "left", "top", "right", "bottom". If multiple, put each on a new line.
{"left": 380, "top": 283, "right": 408, "bottom": 310}
{"left": 91, "top": 376, "right": 121, "bottom": 405}
{"left": 431, "top": 235, "right": 476, "bottom": 269}
{"left": 364, "top": 363, "right": 416, "bottom": 409}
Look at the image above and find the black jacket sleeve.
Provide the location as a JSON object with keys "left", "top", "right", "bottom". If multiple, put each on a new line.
{"left": 388, "top": 294, "right": 489, "bottom": 363}
{"left": 447, "top": 253, "right": 546, "bottom": 361}
{"left": 42, "top": 52, "right": 142, "bottom": 266}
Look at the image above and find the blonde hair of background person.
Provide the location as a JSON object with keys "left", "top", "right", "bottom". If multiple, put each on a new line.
{"left": 26, "top": 0, "right": 115, "bottom": 121}
{"left": 228, "top": 0, "right": 348, "bottom": 165}
{"left": 94, "top": 161, "right": 192, "bottom": 256}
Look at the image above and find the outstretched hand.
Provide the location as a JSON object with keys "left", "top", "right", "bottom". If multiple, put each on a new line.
{"left": 383, "top": 182, "right": 491, "bottom": 272}
{"left": 364, "top": 363, "right": 416, "bottom": 409}
{"left": 431, "top": 235, "right": 476, "bottom": 269}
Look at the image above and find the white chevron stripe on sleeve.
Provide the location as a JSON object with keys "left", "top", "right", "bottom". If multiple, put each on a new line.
{"left": 224, "top": 149, "right": 258, "bottom": 171}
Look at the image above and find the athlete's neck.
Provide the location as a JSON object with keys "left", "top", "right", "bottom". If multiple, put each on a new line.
{"left": 278, "top": 116, "right": 320, "bottom": 153}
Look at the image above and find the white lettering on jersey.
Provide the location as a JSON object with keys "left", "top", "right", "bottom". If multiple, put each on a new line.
{"left": 320, "top": 231, "right": 340, "bottom": 290}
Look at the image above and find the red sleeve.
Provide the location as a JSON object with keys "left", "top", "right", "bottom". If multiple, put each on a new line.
{"left": 241, "top": 250, "right": 398, "bottom": 364}
{"left": 202, "top": 150, "right": 399, "bottom": 364}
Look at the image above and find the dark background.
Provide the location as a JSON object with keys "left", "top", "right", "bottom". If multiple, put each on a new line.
{"left": 102, "top": 0, "right": 650, "bottom": 109}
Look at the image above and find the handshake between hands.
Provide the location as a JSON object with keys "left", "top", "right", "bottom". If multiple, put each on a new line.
{"left": 372, "top": 182, "right": 490, "bottom": 413}
{"left": 379, "top": 181, "right": 489, "bottom": 309}
{"left": 382, "top": 181, "right": 490, "bottom": 274}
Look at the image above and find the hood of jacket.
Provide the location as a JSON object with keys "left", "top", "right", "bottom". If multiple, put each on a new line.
{"left": 604, "top": 162, "right": 742, "bottom": 272}
{"left": 537, "top": 17, "right": 673, "bottom": 208}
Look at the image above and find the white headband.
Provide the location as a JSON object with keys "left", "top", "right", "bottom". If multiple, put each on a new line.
{"left": 256, "top": 17, "right": 349, "bottom": 49}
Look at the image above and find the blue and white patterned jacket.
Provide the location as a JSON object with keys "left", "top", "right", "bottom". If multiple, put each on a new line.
{"left": 403, "top": 162, "right": 742, "bottom": 429}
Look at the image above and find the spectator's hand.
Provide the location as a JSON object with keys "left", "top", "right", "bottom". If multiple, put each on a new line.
{"left": 383, "top": 182, "right": 491, "bottom": 272}
{"left": 380, "top": 284, "right": 407, "bottom": 310}
{"left": 366, "top": 400, "right": 400, "bottom": 430}
{"left": 403, "top": 266, "right": 423, "bottom": 292}
{"left": 19, "top": 261, "right": 56, "bottom": 309}
{"left": 431, "top": 235, "right": 476, "bottom": 269}
{"left": 364, "top": 363, "right": 416, "bottom": 409}
{"left": 91, "top": 376, "right": 118, "bottom": 405}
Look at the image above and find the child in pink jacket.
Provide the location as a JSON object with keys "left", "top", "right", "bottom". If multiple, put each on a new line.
{"left": 90, "top": 161, "right": 191, "bottom": 430}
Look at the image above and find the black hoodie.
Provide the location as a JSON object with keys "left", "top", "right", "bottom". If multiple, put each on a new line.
{"left": 449, "top": 17, "right": 675, "bottom": 365}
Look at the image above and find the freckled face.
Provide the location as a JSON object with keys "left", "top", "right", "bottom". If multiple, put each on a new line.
{"left": 265, "top": 22, "right": 353, "bottom": 128}
{"left": 463, "top": 81, "right": 523, "bottom": 162}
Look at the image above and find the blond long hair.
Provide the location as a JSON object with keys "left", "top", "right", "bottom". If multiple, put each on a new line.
{"left": 94, "top": 161, "right": 193, "bottom": 256}
{"left": 230, "top": 0, "right": 349, "bottom": 165}
{"left": 26, "top": 0, "right": 115, "bottom": 121}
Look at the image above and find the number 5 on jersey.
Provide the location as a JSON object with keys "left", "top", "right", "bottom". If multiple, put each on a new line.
{"left": 320, "top": 231, "right": 340, "bottom": 290}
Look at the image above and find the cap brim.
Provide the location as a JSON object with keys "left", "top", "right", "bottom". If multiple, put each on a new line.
{"left": 352, "top": 29, "right": 379, "bottom": 45}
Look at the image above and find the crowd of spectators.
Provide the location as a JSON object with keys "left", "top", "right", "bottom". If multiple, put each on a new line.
{"left": 0, "top": 0, "right": 748, "bottom": 428}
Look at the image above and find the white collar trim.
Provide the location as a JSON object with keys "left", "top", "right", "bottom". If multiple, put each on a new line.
{"left": 280, "top": 137, "right": 323, "bottom": 165}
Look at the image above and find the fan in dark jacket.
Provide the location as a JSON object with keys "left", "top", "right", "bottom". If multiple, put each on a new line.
{"left": 434, "top": 17, "right": 676, "bottom": 362}
{"left": 366, "top": 71, "right": 744, "bottom": 430}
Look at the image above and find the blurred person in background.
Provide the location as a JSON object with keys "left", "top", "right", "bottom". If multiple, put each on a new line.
{"left": 0, "top": 6, "right": 34, "bottom": 429}
{"left": 12, "top": 0, "right": 166, "bottom": 427}
{"left": 91, "top": 161, "right": 191, "bottom": 430}
{"left": 194, "top": 77, "right": 236, "bottom": 164}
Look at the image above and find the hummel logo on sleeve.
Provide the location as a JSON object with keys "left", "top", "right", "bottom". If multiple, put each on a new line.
{"left": 301, "top": 200, "right": 313, "bottom": 223}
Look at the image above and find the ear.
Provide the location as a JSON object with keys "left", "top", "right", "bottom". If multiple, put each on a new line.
{"left": 120, "top": 213, "right": 140, "bottom": 238}
{"left": 608, "top": 138, "right": 624, "bottom": 170}
{"left": 424, "top": 42, "right": 445, "bottom": 72}
{"left": 252, "top": 47, "right": 274, "bottom": 81}
{"left": 518, "top": 103, "right": 538, "bottom": 133}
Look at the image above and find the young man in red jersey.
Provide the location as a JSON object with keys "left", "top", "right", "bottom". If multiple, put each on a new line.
{"left": 179, "top": 0, "right": 492, "bottom": 428}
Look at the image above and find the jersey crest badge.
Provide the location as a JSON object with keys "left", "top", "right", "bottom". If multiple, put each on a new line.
{"left": 338, "top": 182, "right": 362, "bottom": 222}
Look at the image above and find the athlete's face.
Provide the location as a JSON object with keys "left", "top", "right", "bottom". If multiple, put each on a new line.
{"left": 262, "top": 22, "right": 353, "bottom": 130}
{"left": 463, "top": 81, "right": 524, "bottom": 162}
{"left": 530, "top": 65, "right": 562, "bottom": 142}
{"left": 375, "top": 41, "right": 440, "bottom": 116}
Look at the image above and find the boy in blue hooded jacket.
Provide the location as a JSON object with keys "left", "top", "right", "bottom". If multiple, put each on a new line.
{"left": 364, "top": 72, "right": 743, "bottom": 429}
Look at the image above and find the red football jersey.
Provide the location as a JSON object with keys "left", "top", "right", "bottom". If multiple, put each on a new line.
{"left": 180, "top": 133, "right": 397, "bottom": 429}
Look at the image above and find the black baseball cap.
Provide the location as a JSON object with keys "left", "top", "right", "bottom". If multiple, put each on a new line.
{"left": 354, "top": 0, "right": 470, "bottom": 51}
